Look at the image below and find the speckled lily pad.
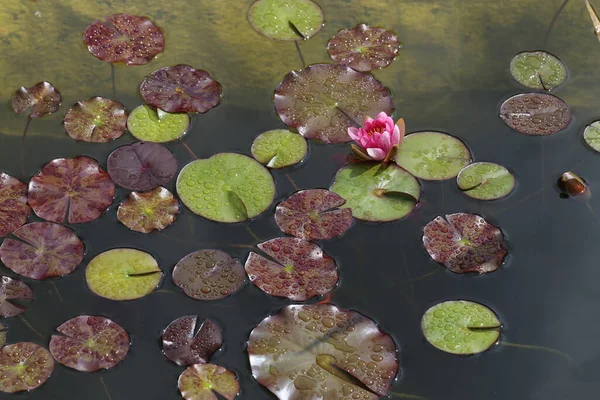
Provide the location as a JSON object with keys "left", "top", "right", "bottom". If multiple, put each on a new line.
{"left": 423, "top": 213, "right": 507, "bottom": 274}
{"left": 85, "top": 248, "right": 163, "bottom": 301}
{"left": 0, "top": 343, "right": 54, "bottom": 393}
{"left": 245, "top": 237, "right": 338, "bottom": 301}
{"left": 248, "top": 304, "right": 398, "bottom": 399}
{"left": 49, "top": 315, "right": 130, "bottom": 372}
{"left": 509, "top": 51, "right": 567, "bottom": 90}
{"left": 0, "top": 222, "right": 84, "bottom": 280}
{"left": 0, "top": 276, "right": 32, "bottom": 318}
{"left": 251, "top": 129, "right": 308, "bottom": 169}
{"left": 499, "top": 93, "right": 571, "bottom": 135}
{"left": 178, "top": 363, "right": 240, "bottom": 400}
{"left": 247, "top": 0, "right": 324, "bottom": 41}
{"left": 422, "top": 300, "right": 501, "bottom": 355}
{"left": 395, "top": 131, "right": 472, "bottom": 180}
{"left": 330, "top": 162, "right": 420, "bottom": 222}
{"left": 456, "top": 162, "right": 515, "bottom": 201}
{"left": 127, "top": 105, "right": 190, "bottom": 143}
{"left": 117, "top": 187, "right": 179, "bottom": 233}
{"left": 583, "top": 120, "right": 600, "bottom": 152}
{"left": 162, "top": 316, "right": 223, "bottom": 366}
{"left": 172, "top": 250, "right": 246, "bottom": 301}
{"left": 176, "top": 153, "right": 276, "bottom": 223}
{"left": 275, "top": 64, "right": 394, "bottom": 144}
{"left": 12, "top": 82, "right": 61, "bottom": 118}
{"left": 0, "top": 173, "right": 31, "bottom": 237}
{"left": 64, "top": 97, "right": 127, "bottom": 143}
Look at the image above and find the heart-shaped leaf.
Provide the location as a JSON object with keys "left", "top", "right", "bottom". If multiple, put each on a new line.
{"left": 162, "top": 316, "right": 223, "bottom": 366}
{"left": 64, "top": 97, "right": 127, "bottom": 143}
{"left": 0, "top": 343, "right": 54, "bottom": 393}
{"left": 0, "top": 173, "right": 31, "bottom": 237}
{"left": 127, "top": 105, "right": 190, "bottom": 143}
{"left": 250, "top": 129, "right": 308, "bottom": 169}
{"left": 12, "top": 82, "right": 61, "bottom": 118}
{"left": 247, "top": 0, "right": 324, "bottom": 41}
{"left": 456, "top": 162, "right": 515, "bottom": 200}
{"left": 0, "top": 222, "right": 84, "bottom": 280}
{"left": 509, "top": 51, "right": 567, "bottom": 90}
{"left": 583, "top": 120, "right": 600, "bottom": 153}
{"left": 117, "top": 187, "right": 179, "bottom": 233}
{"left": 0, "top": 276, "right": 32, "bottom": 317}
{"left": 499, "top": 93, "right": 571, "bottom": 135}
{"left": 178, "top": 363, "right": 240, "bottom": 400}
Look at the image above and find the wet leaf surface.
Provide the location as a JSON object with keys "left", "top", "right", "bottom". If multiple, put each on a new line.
{"left": 583, "top": 120, "right": 600, "bottom": 153}
{"left": 0, "top": 324, "right": 5, "bottom": 347}
{"left": 250, "top": 129, "right": 308, "bottom": 169}
{"left": 108, "top": 142, "right": 178, "bottom": 191}
{"left": 140, "top": 64, "right": 222, "bottom": 114}
{"left": 83, "top": 13, "right": 164, "bottom": 65}
{"left": 422, "top": 300, "right": 501, "bottom": 355}
{"left": 330, "top": 162, "right": 420, "bottom": 222}
{"left": 28, "top": 156, "right": 115, "bottom": 224}
{"left": 63, "top": 97, "right": 127, "bottom": 143}
{"left": 178, "top": 363, "right": 239, "bottom": 400}
{"left": 499, "top": 93, "right": 571, "bottom": 135}
{"left": 127, "top": 105, "right": 190, "bottom": 143}
{"left": 117, "top": 186, "right": 179, "bottom": 233}
{"left": 327, "top": 24, "right": 400, "bottom": 72}
{"left": 0, "top": 342, "right": 54, "bottom": 393}
{"left": 85, "top": 248, "right": 162, "bottom": 301}
{"left": 162, "top": 316, "right": 223, "bottom": 366}
{"left": 0, "top": 173, "right": 31, "bottom": 237}
{"left": 423, "top": 213, "right": 507, "bottom": 274}
{"left": 274, "top": 64, "right": 394, "bottom": 144}
{"left": 172, "top": 250, "right": 245, "bottom": 301}
{"left": 247, "top": 0, "right": 324, "bottom": 41}
{"left": 456, "top": 162, "right": 515, "bottom": 200}
{"left": 248, "top": 304, "right": 398, "bottom": 399}
{"left": 176, "top": 153, "right": 276, "bottom": 223}
{"left": 275, "top": 189, "right": 353, "bottom": 240}
{"left": 0, "top": 222, "right": 84, "bottom": 280}
{"left": 509, "top": 51, "right": 567, "bottom": 90}
{"left": 0, "top": 276, "right": 32, "bottom": 317}
{"left": 49, "top": 315, "right": 130, "bottom": 372}
{"left": 245, "top": 237, "right": 338, "bottom": 301}
{"left": 557, "top": 171, "right": 588, "bottom": 197}
{"left": 12, "top": 82, "right": 62, "bottom": 118}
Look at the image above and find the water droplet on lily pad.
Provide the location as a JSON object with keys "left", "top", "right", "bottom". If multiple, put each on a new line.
{"left": 127, "top": 105, "right": 190, "bottom": 143}
{"left": 0, "top": 276, "right": 32, "bottom": 317}
{"left": 583, "top": 120, "right": 600, "bottom": 152}
{"left": 509, "top": 51, "right": 567, "bottom": 90}
{"left": 0, "top": 173, "right": 30, "bottom": 237}
{"left": 247, "top": 0, "right": 324, "bottom": 41}
{"left": 0, "top": 343, "right": 54, "bottom": 393}
{"left": 12, "top": 82, "right": 61, "bottom": 118}
{"left": 457, "top": 162, "right": 515, "bottom": 200}
{"left": 178, "top": 363, "right": 240, "bottom": 400}
{"left": 500, "top": 93, "right": 571, "bottom": 135}
{"left": 117, "top": 187, "right": 179, "bottom": 233}
{"left": 64, "top": 97, "right": 127, "bottom": 143}
{"left": 162, "top": 316, "right": 222, "bottom": 366}
{"left": 251, "top": 129, "right": 308, "bottom": 169}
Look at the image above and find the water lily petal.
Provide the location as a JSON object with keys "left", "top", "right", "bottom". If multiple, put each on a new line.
{"left": 380, "top": 130, "right": 391, "bottom": 152}
{"left": 366, "top": 148, "right": 386, "bottom": 160}
{"left": 347, "top": 127, "right": 360, "bottom": 142}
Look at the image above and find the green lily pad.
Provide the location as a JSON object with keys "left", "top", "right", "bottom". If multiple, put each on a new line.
{"left": 422, "top": 300, "right": 501, "bottom": 355}
{"left": 583, "top": 120, "right": 600, "bottom": 153}
{"left": 456, "top": 162, "right": 515, "bottom": 200}
{"left": 176, "top": 153, "right": 276, "bottom": 223}
{"left": 395, "top": 131, "right": 472, "bottom": 180}
{"left": 127, "top": 105, "right": 190, "bottom": 143}
{"left": 247, "top": 0, "right": 324, "bottom": 41}
{"left": 330, "top": 162, "right": 420, "bottom": 222}
{"left": 250, "top": 129, "right": 308, "bottom": 169}
{"left": 509, "top": 51, "right": 567, "bottom": 90}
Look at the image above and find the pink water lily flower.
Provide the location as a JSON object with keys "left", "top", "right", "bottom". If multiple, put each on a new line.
{"left": 348, "top": 112, "right": 405, "bottom": 161}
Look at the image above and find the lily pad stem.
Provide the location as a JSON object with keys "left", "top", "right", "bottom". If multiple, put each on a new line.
{"left": 499, "top": 340, "right": 578, "bottom": 367}
{"left": 20, "top": 117, "right": 32, "bottom": 177}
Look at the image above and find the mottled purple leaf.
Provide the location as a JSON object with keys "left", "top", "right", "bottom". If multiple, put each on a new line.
{"left": 64, "top": 97, "right": 127, "bottom": 143}
{"left": 162, "top": 316, "right": 223, "bottom": 367}
{"left": 0, "top": 276, "right": 32, "bottom": 317}
{"left": 178, "top": 364, "right": 239, "bottom": 400}
{"left": 499, "top": 93, "right": 571, "bottom": 135}
{"left": 117, "top": 186, "right": 179, "bottom": 233}
{"left": 11, "top": 82, "right": 61, "bottom": 118}
{"left": 0, "top": 173, "right": 31, "bottom": 237}
{"left": 0, "top": 343, "right": 54, "bottom": 393}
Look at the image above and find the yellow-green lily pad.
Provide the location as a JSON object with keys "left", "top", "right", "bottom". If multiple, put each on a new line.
{"left": 456, "top": 162, "right": 515, "bottom": 200}
{"left": 509, "top": 51, "right": 567, "bottom": 90}
{"left": 127, "top": 105, "right": 190, "bottom": 143}
{"left": 247, "top": 0, "right": 324, "bottom": 41}
{"left": 250, "top": 129, "right": 308, "bottom": 169}
{"left": 583, "top": 120, "right": 600, "bottom": 153}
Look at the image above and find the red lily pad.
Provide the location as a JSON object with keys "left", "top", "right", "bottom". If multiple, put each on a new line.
{"left": 162, "top": 316, "right": 223, "bottom": 367}
{"left": 499, "top": 93, "right": 571, "bottom": 135}
{"left": 83, "top": 14, "right": 164, "bottom": 65}
{"left": 0, "top": 222, "right": 85, "bottom": 280}
{"left": 274, "top": 189, "right": 353, "bottom": 240}
{"left": 12, "top": 82, "right": 62, "bottom": 118}
{"left": 49, "top": 315, "right": 130, "bottom": 372}
{"left": 117, "top": 186, "right": 179, "bottom": 233}
{"left": 0, "top": 343, "right": 54, "bottom": 393}
{"left": 178, "top": 363, "right": 240, "bottom": 400}
{"left": 423, "top": 213, "right": 507, "bottom": 274}
{"left": 140, "top": 64, "right": 222, "bottom": 114}
{"left": 0, "top": 173, "right": 31, "bottom": 237}
{"left": 64, "top": 97, "right": 127, "bottom": 143}
{"left": 107, "top": 142, "right": 178, "bottom": 192}
{"left": 0, "top": 276, "right": 32, "bottom": 317}
{"left": 274, "top": 63, "right": 394, "bottom": 144}
{"left": 327, "top": 24, "right": 401, "bottom": 72}
{"left": 245, "top": 237, "right": 338, "bottom": 301}
{"left": 172, "top": 250, "right": 246, "bottom": 301}
{"left": 248, "top": 304, "right": 398, "bottom": 399}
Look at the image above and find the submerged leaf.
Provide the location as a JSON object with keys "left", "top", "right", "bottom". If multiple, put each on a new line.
{"left": 509, "top": 51, "right": 567, "bottom": 90}
{"left": 0, "top": 173, "right": 31, "bottom": 237}
{"left": 64, "top": 97, "right": 127, "bottom": 143}
{"left": 499, "top": 93, "right": 571, "bottom": 135}
{"left": 456, "top": 162, "right": 515, "bottom": 200}
{"left": 127, "top": 105, "right": 190, "bottom": 143}
{"left": 117, "top": 187, "right": 179, "bottom": 233}
{"left": 162, "top": 316, "right": 223, "bottom": 366}
{"left": 0, "top": 343, "right": 54, "bottom": 393}
{"left": 247, "top": 0, "right": 324, "bottom": 41}
{"left": 178, "top": 364, "right": 240, "bottom": 400}
{"left": 12, "top": 82, "right": 61, "bottom": 118}
{"left": 0, "top": 276, "right": 32, "bottom": 317}
{"left": 557, "top": 172, "right": 588, "bottom": 197}
{"left": 250, "top": 129, "right": 308, "bottom": 169}
{"left": 583, "top": 120, "right": 600, "bottom": 153}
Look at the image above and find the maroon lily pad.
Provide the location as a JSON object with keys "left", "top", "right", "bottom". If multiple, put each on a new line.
{"left": 245, "top": 237, "right": 338, "bottom": 301}
{"left": 275, "top": 63, "right": 394, "bottom": 144}
{"left": 0, "top": 342, "right": 54, "bottom": 393}
{"left": 172, "top": 250, "right": 246, "bottom": 301}
{"left": 117, "top": 186, "right": 179, "bottom": 233}
{"left": 0, "top": 173, "right": 31, "bottom": 237}
{"left": 49, "top": 315, "right": 130, "bottom": 372}
{"left": 140, "top": 64, "right": 222, "bottom": 113}
{"left": 275, "top": 189, "right": 353, "bottom": 240}
{"left": 64, "top": 97, "right": 127, "bottom": 143}
{"left": 0, "top": 222, "right": 85, "bottom": 280}
{"left": 28, "top": 157, "right": 115, "bottom": 224}
{"left": 12, "top": 82, "right": 62, "bottom": 118}
{"left": 0, "top": 276, "right": 32, "bottom": 317}
{"left": 423, "top": 213, "right": 507, "bottom": 274}
{"left": 162, "top": 316, "right": 223, "bottom": 367}
{"left": 83, "top": 13, "right": 165, "bottom": 65}
{"left": 327, "top": 24, "right": 401, "bottom": 72}
{"left": 248, "top": 304, "right": 398, "bottom": 399}
{"left": 107, "top": 142, "right": 178, "bottom": 191}
{"left": 499, "top": 93, "right": 571, "bottom": 135}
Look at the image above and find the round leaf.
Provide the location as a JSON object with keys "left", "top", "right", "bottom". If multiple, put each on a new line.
{"left": 422, "top": 300, "right": 501, "bottom": 355}
{"left": 274, "top": 64, "right": 394, "bottom": 144}
{"left": 0, "top": 222, "right": 85, "bottom": 280}
{"left": 85, "top": 248, "right": 163, "bottom": 301}
{"left": 583, "top": 120, "right": 600, "bottom": 153}
{"left": 274, "top": 189, "right": 353, "bottom": 240}
{"left": 250, "top": 129, "right": 308, "bottom": 169}
{"left": 117, "top": 186, "right": 179, "bottom": 233}
{"left": 0, "top": 343, "right": 54, "bottom": 393}
{"left": 176, "top": 153, "right": 276, "bottom": 223}
{"left": 456, "top": 162, "right": 515, "bottom": 200}
{"left": 423, "top": 213, "right": 507, "bottom": 274}
{"left": 0, "top": 276, "right": 32, "bottom": 318}
{"left": 244, "top": 237, "right": 338, "bottom": 301}
{"left": 172, "top": 250, "right": 246, "bottom": 301}
{"left": 0, "top": 173, "right": 31, "bottom": 237}
{"left": 499, "top": 93, "right": 571, "bottom": 135}
{"left": 127, "top": 105, "right": 190, "bottom": 143}
{"left": 509, "top": 51, "right": 567, "bottom": 90}
{"left": 247, "top": 0, "right": 324, "bottom": 41}
{"left": 330, "top": 162, "right": 420, "bottom": 222}
{"left": 12, "top": 82, "right": 61, "bottom": 118}
{"left": 162, "top": 316, "right": 223, "bottom": 366}
{"left": 64, "top": 97, "right": 127, "bottom": 143}
{"left": 178, "top": 364, "right": 240, "bottom": 400}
